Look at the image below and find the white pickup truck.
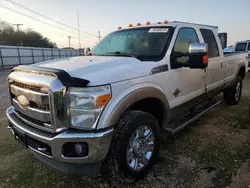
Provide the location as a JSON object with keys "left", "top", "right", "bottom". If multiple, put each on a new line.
{"left": 233, "top": 40, "right": 250, "bottom": 70}
{"left": 6, "top": 21, "right": 248, "bottom": 183}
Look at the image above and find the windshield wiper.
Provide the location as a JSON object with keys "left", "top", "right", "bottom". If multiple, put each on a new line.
{"left": 105, "top": 51, "right": 138, "bottom": 59}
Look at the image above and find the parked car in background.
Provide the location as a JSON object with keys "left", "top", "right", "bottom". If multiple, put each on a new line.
{"left": 223, "top": 47, "right": 233, "bottom": 53}
{"left": 233, "top": 40, "right": 250, "bottom": 70}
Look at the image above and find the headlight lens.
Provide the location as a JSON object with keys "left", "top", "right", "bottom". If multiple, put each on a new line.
{"left": 68, "top": 85, "right": 111, "bottom": 129}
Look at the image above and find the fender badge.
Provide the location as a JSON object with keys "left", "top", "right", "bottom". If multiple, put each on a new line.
{"left": 173, "top": 89, "right": 181, "bottom": 97}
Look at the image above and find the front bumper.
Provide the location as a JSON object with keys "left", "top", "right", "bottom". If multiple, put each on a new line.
{"left": 6, "top": 106, "right": 113, "bottom": 175}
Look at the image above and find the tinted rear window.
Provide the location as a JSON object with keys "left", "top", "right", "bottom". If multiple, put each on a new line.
{"left": 235, "top": 43, "right": 247, "bottom": 51}
{"left": 200, "top": 29, "right": 219, "bottom": 58}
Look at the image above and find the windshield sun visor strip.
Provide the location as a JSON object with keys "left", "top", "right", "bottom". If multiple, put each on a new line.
{"left": 13, "top": 65, "right": 90, "bottom": 87}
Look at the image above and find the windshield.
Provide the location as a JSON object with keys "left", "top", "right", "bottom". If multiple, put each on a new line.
{"left": 91, "top": 27, "right": 173, "bottom": 61}
{"left": 235, "top": 43, "right": 247, "bottom": 51}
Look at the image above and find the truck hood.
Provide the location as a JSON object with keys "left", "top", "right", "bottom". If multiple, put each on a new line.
{"left": 35, "top": 56, "right": 154, "bottom": 85}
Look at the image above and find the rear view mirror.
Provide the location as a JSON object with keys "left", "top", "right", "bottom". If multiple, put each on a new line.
{"left": 84, "top": 48, "right": 91, "bottom": 56}
{"left": 188, "top": 43, "right": 208, "bottom": 69}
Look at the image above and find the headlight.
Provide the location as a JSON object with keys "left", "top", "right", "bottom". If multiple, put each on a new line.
{"left": 68, "top": 85, "right": 111, "bottom": 130}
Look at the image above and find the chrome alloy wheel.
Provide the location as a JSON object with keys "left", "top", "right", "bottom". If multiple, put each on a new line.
{"left": 126, "top": 125, "right": 155, "bottom": 171}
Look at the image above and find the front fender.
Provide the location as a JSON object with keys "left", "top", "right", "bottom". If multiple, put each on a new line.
{"left": 97, "top": 83, "right": 170, "bottom": 129}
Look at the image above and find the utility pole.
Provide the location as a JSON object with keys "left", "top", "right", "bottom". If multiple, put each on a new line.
{"left": 67, "top": 36, "right": 72, "bottom": 48}
{"left": 13, "top": 24, "right": 23, "bottom": 32}
{"left": 77, "top": 12, "right": 81, "bottom": 49}
{"left": 97, "top": 31, "right": 102, "bottom": 42}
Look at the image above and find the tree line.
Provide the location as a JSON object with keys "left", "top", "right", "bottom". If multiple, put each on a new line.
{"left": 0, "top": 21, "right": 55, "bottom": 48}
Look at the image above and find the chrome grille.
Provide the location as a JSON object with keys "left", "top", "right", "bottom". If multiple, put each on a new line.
{"left": 10, "top": 83, "right": 52, "bottom": 132}
{"left": 8, "top": 70, "right": 67, "bottom": 133}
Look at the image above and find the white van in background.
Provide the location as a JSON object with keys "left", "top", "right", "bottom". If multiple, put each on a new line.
{"left": 234, "top": 40, "right": 250, "bottom": 70}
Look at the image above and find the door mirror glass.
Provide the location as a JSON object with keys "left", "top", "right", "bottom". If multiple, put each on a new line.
{"left": 84, "top": 48, "right": 91, "bottom": 56}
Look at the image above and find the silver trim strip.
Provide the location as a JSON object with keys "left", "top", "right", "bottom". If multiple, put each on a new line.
{"left": 14, "top": 110, "right": 53, "bottom": 133}
{"left": 28, "top": 146, "right": 52, "bottom": 158}
{"left": 13, "top": 99, "right": 51, "bottom": 122}
{"left": 10, "top": 84, "right": 49, "bottom": 105}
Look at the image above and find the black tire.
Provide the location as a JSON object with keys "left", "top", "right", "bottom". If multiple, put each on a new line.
{"left": 105, "top": 110, "right": 160, "bottom": 184}
{"left": 224, "top": 76, "right": 243, "bottom": 105}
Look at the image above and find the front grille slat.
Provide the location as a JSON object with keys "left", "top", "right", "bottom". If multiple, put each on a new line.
{"left": 12, "top": 99, "right": 51, "bottom": 122}
{"left": 11, "top": 81, "right": 45, "bottom": 93}
{"left": 10, "top": 84, "right": 49, "bottom": 111}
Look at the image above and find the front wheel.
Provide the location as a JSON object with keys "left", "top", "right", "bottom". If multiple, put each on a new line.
{"left": 224, "top": 76, "right": 243, "bottom": 105}
{"left": 106, "top": 110, "right": 160, "bottom": 183}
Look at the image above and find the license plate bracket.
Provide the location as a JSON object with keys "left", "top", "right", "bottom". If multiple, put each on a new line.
{"left": 13, "top": 128, "right": 28, "bottom": 148}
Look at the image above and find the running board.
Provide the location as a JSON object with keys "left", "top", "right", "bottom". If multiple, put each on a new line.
{"left": 165, "top": 100, "right": 221, "bottom": 134}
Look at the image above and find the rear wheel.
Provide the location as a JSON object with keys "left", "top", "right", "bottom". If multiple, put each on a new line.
{"left": 224, "top": 76, "right": 242, "bottom": 105}
{"left": 106, "top": 110, "right": 160, "bottom": 183}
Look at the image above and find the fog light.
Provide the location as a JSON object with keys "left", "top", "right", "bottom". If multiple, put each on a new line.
{"left": 75, "top": 143, "right": 86, "bottom": 155}
{"left": 62, "top": 142, "right": 88, "bottom": 157}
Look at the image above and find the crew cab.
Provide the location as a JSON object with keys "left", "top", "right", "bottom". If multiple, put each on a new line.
{"left": 6, "top": 20, "right": 248, "bottom": 183}
{"left": 233, "top": 40, "right": 250, "bottom": 70}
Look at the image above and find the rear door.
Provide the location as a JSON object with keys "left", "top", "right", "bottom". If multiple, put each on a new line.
{"left": 200, "top": 28, "right": 225, "bottom": 96}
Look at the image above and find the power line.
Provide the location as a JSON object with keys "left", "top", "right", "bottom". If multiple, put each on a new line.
{"left": 5, "top": 0, "right": 98, "bottom": 37}
{"left": 0, "top": 4, "right": 85, "bottom": 48}
{"left": 0, "top": 4, "right": 78, "bottom": 37}
{"left": 0, "top": 5, "right": 97, "bottom": 48}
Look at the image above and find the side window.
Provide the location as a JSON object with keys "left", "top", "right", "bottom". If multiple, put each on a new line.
{"left": 248, "top": 43, "right": 250, "bottom": 51}
{"left": 171, "top": 28, "right": 199, "bottom": 66}
{"left": 200, "top": 29, "right": 219, "bottom": 58}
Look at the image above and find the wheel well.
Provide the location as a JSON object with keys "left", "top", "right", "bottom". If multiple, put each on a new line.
{"left": 129, "top": 98, "right": 165, "bottom": 127}
{"left": 238, "top": 66, "right": 246, "bottom": 79}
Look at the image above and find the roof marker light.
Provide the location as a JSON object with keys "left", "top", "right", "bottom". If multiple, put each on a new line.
{"left": 145, "top": 21, "right": 151, "bottom": 25}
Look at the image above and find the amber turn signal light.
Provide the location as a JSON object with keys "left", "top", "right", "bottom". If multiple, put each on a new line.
{"left": 202, "top": 55, "right": 208, "bottom": 64}
{"left": 96, "top": 94, "right": 111, "bottom": 107}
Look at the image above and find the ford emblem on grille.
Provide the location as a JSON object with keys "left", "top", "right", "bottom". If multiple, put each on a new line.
{"left": 17, "top": 95, "right": 30, "bottom": 108}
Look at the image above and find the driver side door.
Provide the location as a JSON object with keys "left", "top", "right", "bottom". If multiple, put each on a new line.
{"left": 166, "top": 27, "right": 206, "bottom": 117}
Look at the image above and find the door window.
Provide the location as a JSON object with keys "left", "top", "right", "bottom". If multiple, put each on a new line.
{"left": 200, "top": 29, "right": 219, "bottom": 58}
{"left": 235, "top": 42, "right": 247, "bottom": 52}
{"left": 171, "top": 28, "right": 199, "bottom": 68}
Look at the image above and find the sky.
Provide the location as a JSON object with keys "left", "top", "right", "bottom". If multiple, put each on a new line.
{"left": 0, "top": 0, "right": 249, "bottom": 48}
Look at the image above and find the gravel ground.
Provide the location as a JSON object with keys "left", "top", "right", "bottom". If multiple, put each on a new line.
{"left": 0, "top": 70, "right": 249, "bottom": 188}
